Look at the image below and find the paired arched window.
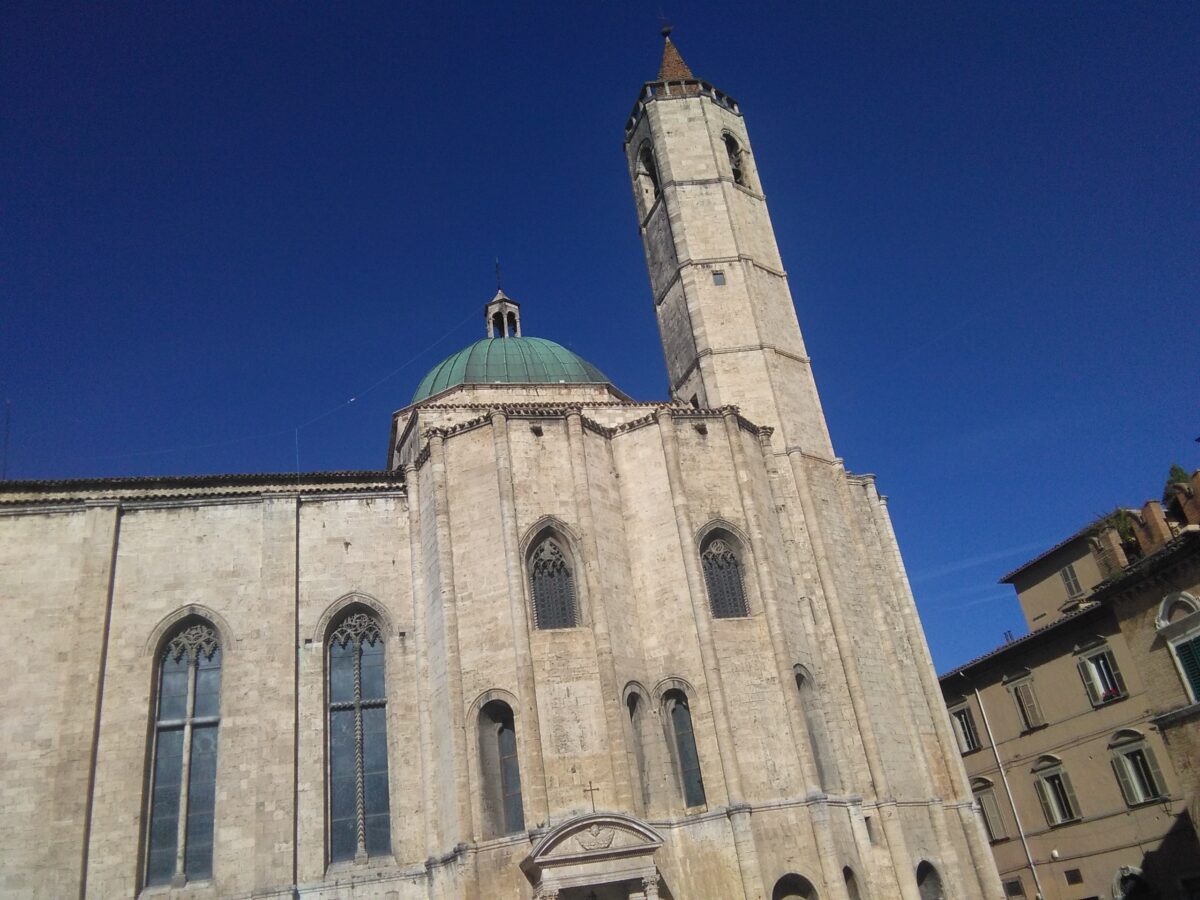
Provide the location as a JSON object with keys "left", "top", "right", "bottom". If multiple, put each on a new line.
{"left": 701, "top": 532, "right": 749, "bottom": 618}
{"left": 327, "top": 610, "right": 391, "bottom": 862}
{"left": 528, "top": 534, "right": 579, "bottom": 629}
{"left": 145, "top": 620, "right": 222, "bottom": 887}
{"left": 723, "top": 133, "right": 749, "bottom": 188}
{"left": 663, "top": 689, "right": 705, "bottom": 808}
{"left": 916, "top": 861, "right": 944, "bottom": 900}
{"left": 626, "top": 688, "right": 651, "bottom": 808}
{"left": 843, "top": 866, "right": 863, "bottom": 900}
{"left": 479, "top": 700, "right": 524, "bottom": 836}
{"left": 773, "top": 873, "right": 818, "bottom": 900}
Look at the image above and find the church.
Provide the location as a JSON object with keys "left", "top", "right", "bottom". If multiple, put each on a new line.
{"left": 0, "top": 34, "right": 1002, "bottom": 900}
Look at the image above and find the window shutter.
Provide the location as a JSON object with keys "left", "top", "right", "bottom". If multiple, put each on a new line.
{"left": 1143, "top": 745, "right": 1166, "bottom": 799}
{"left": 1111, "top": 754, "right": 1137, "bottom": 805}
{"left": 1016, "top": 682, "right": 1044, "bottom": 727}
{"left": 1108, "top": 651, "right": 1128, "bottom": 696}
{"left": 1034, "top": 778, "right": 1056, "bottom": 826}
{"left": 1060, "top": 770, "right": 1081, "bottom": 820}
{"left": 1077, "top": 659, "right": 1101, "bottom": 706}
{"left": 978, "top": 789, "right": 1005, "bottom": 841}
{"left": 1176, "top": 637, "right": 1200, "bottom": 699}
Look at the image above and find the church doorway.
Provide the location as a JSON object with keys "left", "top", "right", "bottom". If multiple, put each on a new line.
{"left": 559, "top": 880, "right": 665, "bottom": 900}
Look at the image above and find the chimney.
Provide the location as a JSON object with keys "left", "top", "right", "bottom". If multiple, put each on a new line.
{"left": 1094, "top": 527, "right": 1129, "bottom": 577}
{"left": 1140, "top": 500, "right": 1172, "bottom": 551}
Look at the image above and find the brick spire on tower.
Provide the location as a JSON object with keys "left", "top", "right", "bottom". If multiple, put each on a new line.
{"left": 657, "top": 25, "right": 694, "bottom": 80}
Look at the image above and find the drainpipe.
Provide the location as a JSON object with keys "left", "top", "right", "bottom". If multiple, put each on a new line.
{"left": 959, "top": 672, "right": 1045, "bottom": 900}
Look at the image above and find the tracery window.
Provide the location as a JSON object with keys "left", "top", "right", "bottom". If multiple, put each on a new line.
{"left": 701, "top": 534, "right": 749, "bottom": 618}
{"left": 663, "top": 689, "right": 705, "bottom": 808}
{"left": 479, "top": 700, "right": 524, "bottom": 836}
{"left": 145, "top": 621, "right": 222, "bottom": 887}
{"left": 529, "top": 536, "right": 579, "bottom": 629}
{"left": 328, "top": 611, "right": 391, "bottom": 863}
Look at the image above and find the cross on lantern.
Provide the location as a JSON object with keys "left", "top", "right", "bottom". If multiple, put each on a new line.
{"left": 583, "top": 781, "right": 600, "bottom": 813}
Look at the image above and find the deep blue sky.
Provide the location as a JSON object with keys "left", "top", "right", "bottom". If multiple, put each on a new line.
{"left": 3, "top": 3, "right": 1197, "bottom": 671}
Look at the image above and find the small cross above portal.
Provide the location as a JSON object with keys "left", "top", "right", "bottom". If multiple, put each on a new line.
{"left": 583, "top": 781, "right": 600, "bottom": 813}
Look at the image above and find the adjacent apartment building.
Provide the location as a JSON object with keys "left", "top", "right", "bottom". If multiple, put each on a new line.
{"left": 940, "top": 469, "right": 1200, "bottom": 900}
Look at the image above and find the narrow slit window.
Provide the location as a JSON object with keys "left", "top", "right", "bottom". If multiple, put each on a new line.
{"left": 145, "top": 621, "right": 222, "bottom": 888}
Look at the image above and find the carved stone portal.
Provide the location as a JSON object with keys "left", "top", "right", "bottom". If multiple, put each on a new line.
{"left": 520, "top": 813, "right": 664, "bottom": 900}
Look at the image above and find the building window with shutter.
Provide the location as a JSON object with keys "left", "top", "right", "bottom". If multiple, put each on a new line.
{"left": 327, "top": 610, "right": 391, "bottom": 863}
{"left": 1002, "top": 878, "right": 1027, "bottom": 898}
{"left": 1032, "top": 756, "right": 1081, "bottom": 826}
{"left": 1076, "top": 643, "right": 1127, "bottom": 706}
{"left": 949, "top": 703, "right": 981, "bottom": 753}
{"left": 1109, "top": 730, "right": 1166, "bottom": 806}
{"left": 144, "top": 620, "right": 222, "bottom": 888}
{"left": 1006, "top": 675, "right": 1045, "bottom": 731}
{"left": 971, "top": 778, "right": 1006, "bottom": 842}
{"left": 1059, "top": 563, "right": 1083, "bottom": 598}
{"left": 1157, "top": 592, "right": 1200, "bottom": 703}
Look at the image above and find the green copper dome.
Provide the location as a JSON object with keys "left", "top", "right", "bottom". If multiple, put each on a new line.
{"left": 411, "top": 337, "right": 611, "bottom": 403}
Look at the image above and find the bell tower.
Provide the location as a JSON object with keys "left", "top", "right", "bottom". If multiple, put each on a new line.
{"left": 624, "top": 30, "right": 833, "bottom": 457}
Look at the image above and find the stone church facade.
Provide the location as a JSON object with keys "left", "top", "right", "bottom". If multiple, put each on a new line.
{"left": 0, "top": 36, "right": 1002, "bottom": 900}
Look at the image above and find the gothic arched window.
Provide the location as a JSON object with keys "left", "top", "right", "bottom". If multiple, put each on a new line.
{"left": 479, "top": 700, "right": 524, "bottom": 836}
{"left": 663, "top": 689, "right": 705, "bottom": 808}
{"left": 145, "top": 620, "right": 222, "bottom": 887}
{"left": 528, "top": 536, "right": 579, "bottom": 629}
{"left": 701, "top": 534, "right": 749, "bottom": 618}
{"left": 327, "top": 611, "right": 391, "bottom": 863}
{"left": 724, "top": 133, "right": 749, "bottom": 188}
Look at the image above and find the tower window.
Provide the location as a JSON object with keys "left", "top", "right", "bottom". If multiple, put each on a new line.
{"left": 723, "top": 134, "right": 749, "bottom": 188}
{"left": 636, "top": 144, "right": 661, "bottom": 215}
{"left": 712, "top": 270, "right": 726, "bottom": 285}
{"left": 145, "top": 620, "right": 222, "bottom": 887}
{"left": 327, "top": 611, "right": 391, "bottom": 862}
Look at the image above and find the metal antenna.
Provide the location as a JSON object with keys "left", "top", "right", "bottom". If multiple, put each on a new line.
{"left": 495, "top": 258, "right": 502, "bottom": 292}
{"left": 1, "top": 398, "right": 9, "bottom": 480}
